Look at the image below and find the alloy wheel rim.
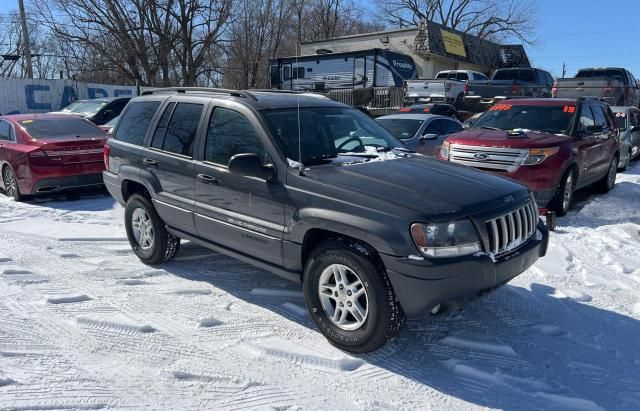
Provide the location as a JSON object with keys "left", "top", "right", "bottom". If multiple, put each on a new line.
{"left": 4, "top": 169, "right": 16, "bottom": 198}
{"left": 131, "top": 208, "right": 154, "bottom": 251}
{"left": 318, "top": 263, "right": 369, "bottom": 331}
{"left": 563, "top": 173, "right": 573, "bottom": 211}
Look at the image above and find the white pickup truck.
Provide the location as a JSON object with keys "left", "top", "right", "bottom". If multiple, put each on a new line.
{"left": 404, "top": 70, "right": 488, "bottom": 107}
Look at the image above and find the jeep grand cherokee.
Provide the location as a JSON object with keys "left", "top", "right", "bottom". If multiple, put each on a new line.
{"left": 103, "top": 88, "right": 549, "bottom": 352}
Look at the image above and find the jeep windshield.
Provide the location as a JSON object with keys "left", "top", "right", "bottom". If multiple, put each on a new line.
{"left": 262, "top": 107, "right": 403, "bottom": 165}
{"left": 471, "top": 104, "right": 575, "bottom": 134}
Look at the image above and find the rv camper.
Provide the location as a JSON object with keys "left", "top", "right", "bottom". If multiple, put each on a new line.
{"left": 269, "top": 49, "right": 418, "bottom": 91}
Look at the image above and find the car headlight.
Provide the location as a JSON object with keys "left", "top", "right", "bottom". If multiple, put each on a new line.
{"left": 410, "top": 220, "right": 481, "bottom": 258}
{"left": 440, "top": 141, "right": 451, "bottom": 159}
{"left": 521, "top": 147, "right": 559, "bottom": 166}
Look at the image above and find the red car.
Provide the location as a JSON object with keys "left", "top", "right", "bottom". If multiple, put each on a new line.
{"left": 0, "top": 113, "right": 108, "bottom": 201}
{"left": 439, "top": 98, "right": 620, "bottom": 215}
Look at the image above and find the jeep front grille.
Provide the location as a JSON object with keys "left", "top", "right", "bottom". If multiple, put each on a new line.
{"left": 485, "top": 200, "right": 538, "bottom": 256}
{"left": 450, "top": 144, "right": 528, "bottom": 172}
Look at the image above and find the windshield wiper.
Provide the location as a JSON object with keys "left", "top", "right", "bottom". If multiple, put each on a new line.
{"left": 480, "top": 126, "right": 501, "bottom": 130}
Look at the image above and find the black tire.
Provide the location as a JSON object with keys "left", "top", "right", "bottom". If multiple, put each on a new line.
{"left": 124, "top": 194, "right": 180, "bottom": 265}
{"left": 549, "top": 168, "right": 575, "bottom": 216}
{"left": 2, "top": 165, "right": 22, "bottom": 202}
{"left": 303, "top": 239, "right": 405, "bottom": 353}
{"left": 595, "top": 155, "right": 618, "bottom": 193}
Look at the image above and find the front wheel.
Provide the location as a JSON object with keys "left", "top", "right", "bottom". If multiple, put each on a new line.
{"left": 124, "top": 194, "right": 180, "bottom": 265}
{"left": 550, "top": 169, "right": 575, "bottom": 216}
{"left": 595, "top": 156, "right": 618, "bottom": 193}
{"left": 303, "top": 239, "right": 405, "bottom": 353}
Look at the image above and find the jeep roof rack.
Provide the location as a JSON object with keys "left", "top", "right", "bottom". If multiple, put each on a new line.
{"left": 247, "top": 89, "right": 330, "bottom": 99}
{"left": 141, "top": 87, "right": 258, "bottom": 101}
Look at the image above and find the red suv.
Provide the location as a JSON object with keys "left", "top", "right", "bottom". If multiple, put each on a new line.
{"left": 439, "top": 98, "right": 620, "bottom": 215}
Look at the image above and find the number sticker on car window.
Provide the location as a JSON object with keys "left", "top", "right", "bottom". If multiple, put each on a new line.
{"left": 563, "top": 106, "right": 576, "bottom": 113}
{"left": 490, "top": 104, "right": 512, "bottom": 111}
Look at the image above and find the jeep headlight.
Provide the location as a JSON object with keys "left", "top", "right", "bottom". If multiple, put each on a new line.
{"left": 410, "top": 220, "right": 481, "bottom": 258}
{"left": 522, "top": 147, "right": 559, "bottom": 166}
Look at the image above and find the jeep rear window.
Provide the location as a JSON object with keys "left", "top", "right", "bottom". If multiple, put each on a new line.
{"left": 20, "top": 118, "right": 105, "bottom": 140}
{"left": 471, "top": 105, "right": 575, "bottom": 134}
{"left": 114, "top": 101, "right": 161, "bottom": 146}
{"left": 262, "top": 107, "right": 401, "bottom": 164}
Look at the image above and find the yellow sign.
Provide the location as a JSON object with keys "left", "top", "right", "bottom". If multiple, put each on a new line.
{"left": 441, "top": 29, "right": 466, "bottom": 57}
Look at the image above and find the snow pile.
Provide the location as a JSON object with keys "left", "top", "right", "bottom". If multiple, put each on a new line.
{"left": 0, "top": 164, "right": 639, "bottom": 409}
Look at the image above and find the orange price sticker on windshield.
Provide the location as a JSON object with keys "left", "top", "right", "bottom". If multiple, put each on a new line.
{"left": 563, "top": 105, "right": 576, "bottom": 113}
{"left": 490, "top": 104, "right": 512, "bottom": 111}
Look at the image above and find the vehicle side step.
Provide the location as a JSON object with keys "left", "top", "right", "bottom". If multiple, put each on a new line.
{"left": 166, "top": 226, "right": 302, "bottom": 284}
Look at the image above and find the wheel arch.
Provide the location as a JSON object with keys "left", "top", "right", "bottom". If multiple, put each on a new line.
{"left": 300, "top": 228, "right": 386, "bottom": 277}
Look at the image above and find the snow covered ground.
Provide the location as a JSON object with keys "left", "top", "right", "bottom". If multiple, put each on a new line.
{"left": 1, "top": 162, "right": 640, "bottom": 410}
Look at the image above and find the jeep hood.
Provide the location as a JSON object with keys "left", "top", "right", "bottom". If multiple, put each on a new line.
{"left": 303, "top": 155, "right": 530, "bottom": 218}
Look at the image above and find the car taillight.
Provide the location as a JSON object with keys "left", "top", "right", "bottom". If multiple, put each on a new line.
{"left": 603, "top": 80, "right": 612, "bottom": 94}
{"left": 511, "top": 84, "right": 520, "bottom": 95}
{"left": 463, "top": 83, "right": 469, "bottom": 94}
{"left": 103, "top": 144, "right": 110, "bottom": 170}
{"left": 28, "top": 150, "right": 58, "bottom": 166}
{"left": 445, "top": 82, "right": 452, "bottom": 92}
{"left": 551, "top": 81, "right": 558, "bottom": 98}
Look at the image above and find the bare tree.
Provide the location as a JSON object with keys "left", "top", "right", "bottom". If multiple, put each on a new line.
{"left": 37, "top": 0, "right": 231, "bottom": 86}
{"left": 303, "top": 0, "right": 385, "bottom": 42}
{"left": 377, "top": 0, "right": 537, "bottom": 44}
{"left": 226, "top": 0, "right": 296, "bottom": 89}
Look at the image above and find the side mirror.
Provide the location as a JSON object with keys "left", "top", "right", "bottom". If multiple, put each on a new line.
{"left": 420, "top": 133, "right": 439, "bottom": 140}
{"left": 228, "top": 153, "right": 275, "bottom": 180}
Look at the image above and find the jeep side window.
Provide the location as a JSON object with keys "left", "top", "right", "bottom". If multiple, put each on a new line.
{"left": 114, "top": 101, "right": 161, "bottom": 145}
{"left": 578, "top": 106, "right": 595, "bottom": 132}
{"left": 150, "top": 102, "right": 176, "bottom": 149}
{"left": 153, "top": 102, "right": 202, "bottom": 157}
{"left": 205, "top": 107, "right": 266, "bottom": 166}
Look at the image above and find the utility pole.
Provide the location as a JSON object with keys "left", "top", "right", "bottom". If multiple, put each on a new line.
{"left": 562, "top": 62, "right": 566, "bottom": 79}
{"left": 18, "top": 0, "right": 33, "bottom": 78}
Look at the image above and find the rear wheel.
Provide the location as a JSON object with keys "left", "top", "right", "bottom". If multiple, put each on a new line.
{"left": 550, "top": 169, "right": 575, "bottom": 216}
{"left": 124, "top": 194, "right": 180, "bottom": 265}
{"left": 2, "top": 166, "right": 22, "bottom": 202}
{"left": 303, "top": 239, "right": 405, "bottom": 353}
{"left": 595, "top": 156, "right": 618, "bottom": 193}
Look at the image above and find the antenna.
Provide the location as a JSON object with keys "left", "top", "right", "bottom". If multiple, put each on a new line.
{"left": 296, "top": 37, "right": 303, "bottom": 173}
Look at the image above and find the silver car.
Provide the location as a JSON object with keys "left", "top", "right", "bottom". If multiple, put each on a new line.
{"left": 376, "top": 114, "right": 463, "bottom": 157}
{"left": 611, "top": 106, "right": 640, "bottom": 170}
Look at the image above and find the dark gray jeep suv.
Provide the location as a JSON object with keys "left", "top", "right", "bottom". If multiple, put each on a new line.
{"left": 103, "top": 88, "right": 549, "bottom": 352}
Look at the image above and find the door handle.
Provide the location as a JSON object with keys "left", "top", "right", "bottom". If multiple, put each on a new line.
{"left": 197, "top": 173, "right": 219, "bottom": 184}
{"left": 143, "top": 158, "right": 158, "bottom": 166}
